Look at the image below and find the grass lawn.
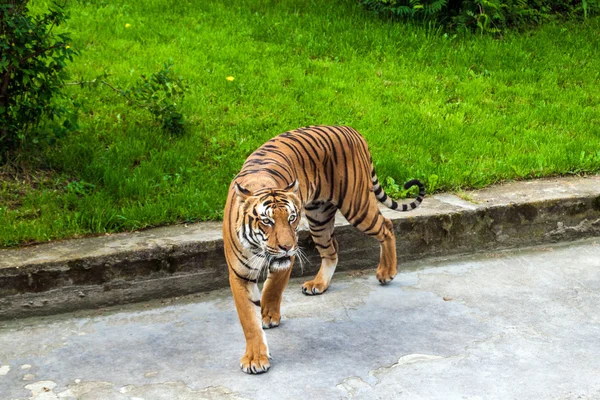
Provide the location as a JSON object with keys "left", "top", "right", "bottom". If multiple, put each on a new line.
{"left": 1, "top": 0, "right": 600, "bottom": 247}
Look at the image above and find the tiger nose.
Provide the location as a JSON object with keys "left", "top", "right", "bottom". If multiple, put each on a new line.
{"left": 279, "top": 244, "right": 293, "bottom": 252}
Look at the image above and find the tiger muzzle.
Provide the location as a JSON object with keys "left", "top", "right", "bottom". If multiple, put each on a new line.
{"left": 268, "top": 252, "right": 294, "bottom": 270}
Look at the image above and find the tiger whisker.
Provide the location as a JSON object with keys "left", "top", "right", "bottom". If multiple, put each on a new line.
{"left": 295, "top": 246, "right": 310, "bottom": 274}
{"left": 261, "top": 256, "right": 271, "bottom": 281}
{"left": 247, "top": 252, "right": 268, "bottom": 281}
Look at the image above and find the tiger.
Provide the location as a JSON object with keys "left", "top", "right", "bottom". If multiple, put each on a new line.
{"left": 223, "top": 125, "right": 425, "bottom": 374}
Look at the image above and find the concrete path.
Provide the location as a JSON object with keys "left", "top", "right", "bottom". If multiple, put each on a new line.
{"left": 1, "top": 239, "right": 599, "bottom": 400}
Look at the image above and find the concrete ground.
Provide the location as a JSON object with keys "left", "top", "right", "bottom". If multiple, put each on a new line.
{"left": 1, "top": 239, "right": 599, "bottom": 400}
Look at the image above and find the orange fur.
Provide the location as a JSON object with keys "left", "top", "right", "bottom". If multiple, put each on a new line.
{"left": 223, "top": 126, "right": 424, "bottom": 374}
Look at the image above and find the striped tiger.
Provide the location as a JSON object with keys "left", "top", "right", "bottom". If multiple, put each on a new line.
{"left": 223, "top": 125, "right": 425, "bottom": 374}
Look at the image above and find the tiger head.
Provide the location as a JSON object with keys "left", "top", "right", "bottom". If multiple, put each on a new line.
{"left": 234, "top": 180, "right": 302, "bottom": 271}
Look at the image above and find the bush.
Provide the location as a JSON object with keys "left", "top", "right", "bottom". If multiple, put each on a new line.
{"left": 122, "top": 63, "right": 187, "bottom": 136}
{"left": 72, "top": 62, "right": 188, "bottom": 136}
{"left": 361, "top": 0, "right": 600, "bottom": 33}
{"left": 0, "top": 1, "right": 78, "bottom": 163}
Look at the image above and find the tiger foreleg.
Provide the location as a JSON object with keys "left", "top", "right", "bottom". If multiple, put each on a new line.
{"left": 302, "top": 253, "right": 338, "bottom": 295}
{"left": 228, "top": 269, "right": 271, "bottom": 374}
{"left": 261, "top": 261, "right": 293, "bottom": 329}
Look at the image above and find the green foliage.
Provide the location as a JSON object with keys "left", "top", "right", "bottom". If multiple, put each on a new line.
{"left": 362, "top": 0, "right": 448, "bottom": 20}
{"left": 1, "top": 0, "right": 600, "bottom": 247}
{"left": 361, "top": 0, "right": 600, "bottom": 33}
{"left": 381, "top": 176, "right": 404, "bottom": 199}
{"left": 121, "top": 63, "right": 187, "bottom": 136}
{"left": 382, "top": 175, "right": 440, "bottom": 199}
{"left": 71, "top": 63, "right": 188, "bottom": 136}
{"left": 0, "top": 0, "right": 78, "bottom": 162}
{"left": 66, "top": 179, "right": 95, "bottom": 196}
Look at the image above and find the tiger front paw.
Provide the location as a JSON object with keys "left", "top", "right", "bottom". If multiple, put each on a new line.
{"left": 376, "top": 267, "right": 396, "bottom": 284}
{"left": 302, "top": 279, "right": 329, "bottom": 295}
{"left": 261, "top": 310, "right": 281, "bottom": 329}
{"left": 240, "top": 345, "right": 271, "bottom": 374}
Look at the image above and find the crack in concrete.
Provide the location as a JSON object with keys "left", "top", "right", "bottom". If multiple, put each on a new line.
{"left": 339, "top": 300, "right": 356, "bottom": 321}
{"left": 336, "top": 376, "right": 371, "bottom": 399}
{"left": 15, "top": 379, "right": 250, "bottom": 400}
{"left": 564, "top": 288, "right": 599, "bottom": 323}
{"left": 369, "top": 353, "right": 447, "bottom": 381}
{"left": 336, "top": 353, "right": 458, "bottom": 398}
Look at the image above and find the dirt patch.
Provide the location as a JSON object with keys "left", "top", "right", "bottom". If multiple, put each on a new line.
{"left": 0, "top": 165, "right": 66, "bottom": 210}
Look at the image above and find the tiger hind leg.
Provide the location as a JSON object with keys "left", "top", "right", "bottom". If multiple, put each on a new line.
{"left": 302, "top": 201, "right": 338, "bottom": 295}
{"left": 341, "top": 195, "right": 397, "bottom": 284}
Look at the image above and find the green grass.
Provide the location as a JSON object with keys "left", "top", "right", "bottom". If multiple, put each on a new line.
{"left": 2, "top": 0, "right": 600, "bottom": 247}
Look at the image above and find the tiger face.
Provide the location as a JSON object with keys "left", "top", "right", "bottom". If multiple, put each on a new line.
{"left": 234, "top": 180, "right": 302, "bottom": 271}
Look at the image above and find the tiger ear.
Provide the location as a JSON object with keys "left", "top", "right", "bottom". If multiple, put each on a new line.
{"left": 284, "top": 179, "right": 299, "bottom": 194}
{"left": 234, "top": 182, "right": 253, "bottom": 201}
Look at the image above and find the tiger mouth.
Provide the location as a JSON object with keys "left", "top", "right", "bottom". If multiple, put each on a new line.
{"left": 269, "top": 256, "right": 292, "bottom": 269}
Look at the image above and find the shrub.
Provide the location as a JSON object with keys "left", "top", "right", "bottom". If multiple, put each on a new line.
{"left": 72, "top": 63, "right": 187, "bottom": 136}
{"left": 361, "top": 0, "right": 600, "bottom": 33}
{"left": 0, "top": 1, "right": 78, "bottom": 162}
{"left": 122, "top": 63, "right": 187, "bottom": 136}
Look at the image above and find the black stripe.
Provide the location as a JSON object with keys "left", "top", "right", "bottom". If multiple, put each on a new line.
{"left": 287, "top": 136, "right": 318, "bottom": 171}
{"left": 298, "top": 130, "right": 327, "bottom": 154}
{"left": 313, "top": 174, "right": 322, "bottom": 200}
{"left": 329, "top": 127, "right": 349, "bottom": 210}
{"left": 350, "top": 205, "right": 371, "bottom": 228}
{"left": 325, "top": 155, "right": 335, "bottom": 202}
{"left": 310, "top": 126, "right": 338, "bottom": 165}
{"left": 263, "top": 167, "right": 289, "bottom": 182}
{"left": 366, "top": 222, "right": 385, "bottom": 238}
{"left": 280, "top": 141, "right": 311, "bottom": 189}
{"left": 305, "top": 202, "right": 322, "bottom": 210}
{"left": 363, "top": 213, "right": 381, "bottom": 233}
{"left": 294, "top": 132, "right": 322, "bottom": 159}
{"left": 230, "top": 267, "right": 258, "bottom": 283}
{"left": 267, "top": 148, "right": 296, "bottom": 168}
{"left": 306, "top": 214, "right": 333, "bottom": 227}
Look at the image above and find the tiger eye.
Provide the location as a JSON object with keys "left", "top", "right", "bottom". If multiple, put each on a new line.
{"left": 261, "top": 217, "right": 273, "bottom": 226}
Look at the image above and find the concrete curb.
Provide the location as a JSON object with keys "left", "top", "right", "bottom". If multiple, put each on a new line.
{"left": 1, "top": 176, "right": 599, "bottom": 320}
